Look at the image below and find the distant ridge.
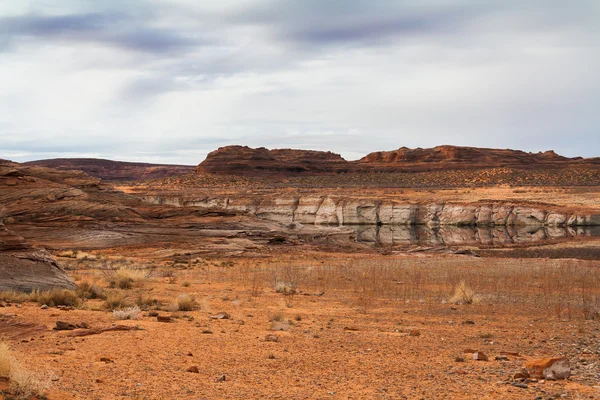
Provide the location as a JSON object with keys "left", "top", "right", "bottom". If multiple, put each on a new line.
{"left": 196, "top": 145, "right": 600, "bottom": 176}
{"left": 25, "top": 158, "right": 195, "bottom": 181}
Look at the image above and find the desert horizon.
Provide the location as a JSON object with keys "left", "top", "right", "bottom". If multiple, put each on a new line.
{"left": 2, "top": 1, "right": 600, "bottom": 399}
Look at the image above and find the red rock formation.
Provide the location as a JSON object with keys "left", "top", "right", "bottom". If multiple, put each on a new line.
{"left": 196, "top": 145, "right": 600, "bottom": 176}
{"left": 25, "top": 158, "right": 195, "bottom": 181}
{"left": 196, "top": 146, "right": 348, "bottom": 175}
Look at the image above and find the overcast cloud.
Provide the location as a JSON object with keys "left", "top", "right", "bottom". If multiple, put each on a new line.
{"left": 0, "top": 0, "right": 598, "bottom": 164}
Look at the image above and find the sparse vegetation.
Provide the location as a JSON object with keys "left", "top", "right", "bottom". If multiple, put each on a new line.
{"left": 113, "top": 306, "right": 141, "bottom": 320}
{"left": 0, "top": 341, "right": 48, "bottom": 399}
{"left": 33, "top": 289, "right": 82, "bottom": 307}
{"left": 449, "top": 281, "right": 476, "bottom": 305}
{"left": 176, "top": 294, "right": 196, "bottom": 311}
{"left": 104, "top": 291, "right": 130, "bottom": 310}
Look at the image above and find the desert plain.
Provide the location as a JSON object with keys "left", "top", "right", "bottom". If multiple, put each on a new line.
{"left": 1, "top": 145, "right": 600, "bottom": 399}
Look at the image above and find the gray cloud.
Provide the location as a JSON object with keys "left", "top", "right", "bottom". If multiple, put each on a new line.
{"left": 0, "top": 0, "right": 599, "bottom": 164}
{"left": 0, "top": 11, "right": 200, "bottom": 54}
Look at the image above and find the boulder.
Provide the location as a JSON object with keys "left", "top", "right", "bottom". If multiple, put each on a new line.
{"left": 0, "top": 223, "right": 76, "bottom": 292}
{"left": 524, "top": 357, "right": 570, "bottom": 380}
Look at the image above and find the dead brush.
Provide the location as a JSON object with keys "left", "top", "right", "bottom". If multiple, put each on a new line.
{"left": 0, "top": 341, "right": 48, "bottom": 399}
{"left": 33, "top": 289, "right": 82, "bottom": 308}
{"left": 449, "top": 281, "right": 476, "bottom": 305}
{"left": 106, "top": 267, "right": 151, "bottom": 289}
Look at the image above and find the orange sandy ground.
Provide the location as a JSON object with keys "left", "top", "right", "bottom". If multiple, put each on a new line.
{"left": 2, "top": 254, "right": 600, "bottom": 400}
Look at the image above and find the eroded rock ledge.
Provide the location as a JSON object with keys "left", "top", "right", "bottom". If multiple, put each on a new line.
{"left": 142, "top": 195, "right": 600, "bottom": 227}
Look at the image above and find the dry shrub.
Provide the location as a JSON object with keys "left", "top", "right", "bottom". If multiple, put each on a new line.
{"left": 113, "top": 306, "right": 141, "bottom": 320}
{"left": 107, "top": 268, "right": 150, "bottom": 289}
{"left": 449, "top": 281, "right": 476, "bottom": 305}
{"left": 274, "top": 281, "right": 296, "bottom": 295}
{"left": 0, "top": 341, "right": 48, "bottom": 399}
{"left": 76, "top": 281, "right": 105, "bottom": 300}
{"left": 0, "top": 341, "right": 10, "bottom": 378}
{"left": 104, "top": 291, "right": 129, "bottom": 310}
{"left": 0, "top": 290, "right": 30, "bottom": 304}
{"left": 136, "top": 294, "right": 159, "bottom": 309}
{"left": 176, "top": 294, "right": 196, "bottom": 311}
{"left": 33, "top": 289, "right": 81, "bottom": 308}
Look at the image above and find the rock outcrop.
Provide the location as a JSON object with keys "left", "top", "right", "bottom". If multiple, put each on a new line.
{"left": 197, "top": 146, "right": 349, "bottom": 175}
{"left": 195, "top": 145, "right": 600, "bottom": 176}
{"left": 0, "top": 221, "right": 76, "bottom": 292}
{"left": 141, "top": 194, "right": 600, "bottom": 228}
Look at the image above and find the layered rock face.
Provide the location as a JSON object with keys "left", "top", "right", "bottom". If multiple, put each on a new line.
{"left": 142, "top": 195, "right": 600, "bottom": 228}
{"left": 196, "top": 146, "right": 349, "bottom": 175}
{"left": 195, "top": 145, "right": 600, "bottom": 176}
{"left": 0, "top": 221, "right": 76, "bottom": 292}
{"left": 25, "top": 158, "right": 195, "bottom": 181}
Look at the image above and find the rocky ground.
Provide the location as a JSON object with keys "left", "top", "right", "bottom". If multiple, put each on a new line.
{"left": 1, "top": 252, "right": 600, "bottom": 399}
{"left": 1, "top": 153, "right": 600, "bottom": 399}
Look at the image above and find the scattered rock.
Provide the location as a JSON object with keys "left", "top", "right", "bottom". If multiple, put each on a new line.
{"left": 186, "top": 366, "right": 199, "bottom": 374}
{"left": 53, "top": 321, "right": 76, "bottom": 331}
{"left": 463, "top": 348, "right": 478, "bottom": 353}
{"left": 343, "top": 326, "right": 359, "bottom": 331}
{"left": 157, "top": 315, "right": 172, "bottom": 323}
{"left": 201, "top": 329, "right": 213, "bottom": 334}
{"left": 100, "top": 357, "right": 113, "bottom": 363}
{"left": 511, "top": 382, "right": 528, "bottom": 389}
{"left": 463, "top": 320, "right": 475, "bottom": 325}
{"left": 472, "top": 351, "right": 488, "bottom": 361}
{"left": 495, "top": 355, "right": 509, "bottom": 361}
{"left": 409, "top": 329, "right": 421, "bottom": 337}
{"left": 209, "top": 312, "right": 231, "bottom": 320}
{"left": 216, "top": 374, "right": 226, "bottom": 382}
{"left": 525, "top": 357, "right": 571, "bottom": 380}
{"left": 148, "top": 311, "right": 159, "bottom": 317}
{"left": 264, "top": 334, "right": 280, "bottom": 342}
{"left": 76, "top": 322, "right": 89, "bottom": 329}
{"left": 40, "top": 305, "right": 49, "bottom": 310}
{"left": 513, "top": 368, "right": 530, "bottom": 380}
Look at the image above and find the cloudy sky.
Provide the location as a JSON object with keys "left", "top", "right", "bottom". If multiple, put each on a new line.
{"left": 1, "top": 0, "right": 598, "bottom": 165}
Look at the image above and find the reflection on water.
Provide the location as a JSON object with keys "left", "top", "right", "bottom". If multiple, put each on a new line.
{"left": 347, "top": 225, "right": 600, "bottom": 247}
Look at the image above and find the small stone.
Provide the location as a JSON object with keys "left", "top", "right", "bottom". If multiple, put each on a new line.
{"left": 157, "top": 315, "right": 172, "bottom": 323}
{"left": 100, "top": 357, "right": 113, "bottom": 363}
{"left": 53, "top": 321, "right": 76, "bottom": 331}
{"left": 495, "top": 356, "right": 509, "bottom": 361}
{"left": 148, "top": 310, "right": 159, "bottom": 317}
{"left": 463, "top": 320, "right": 475, "bottom": 325}
{"left": 264, "top": 334, "right": 280, "bottom": 342}
{"left": 186, "top": 366, "right": 199, "bottom": 373}
{"left": 40, "top": 305, "right": 49, "bottom": 309}
{"left": 472, "top": 351, "right": 488, "bottom": 361}
{"left": 76, "top": 322, "right": 89, "bottom": 329}
{"left": 209, "top": 312, "right": 231, "bottom": 320}
{"left": 511, "top": 382, "right": 528, "bottom": 389}
{"left": 216, "top": 374, "right": 226, "bottom": 382}
{"left": 409, "top": 329, "right": 421, "bottom": 337}
{"left": 201, "top": 330, "right": 213, "bottom": 334}
{"left": 513, "top": 368, "right": 530, "bottom": 380}
{"left": 343, "top": 326, "right": 359, "bottom": 331}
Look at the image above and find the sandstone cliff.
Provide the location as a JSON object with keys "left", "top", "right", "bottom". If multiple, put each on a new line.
{"left": 196, "top": 146, "right": 349, "bottom": 175}
{"left": 141, "top": 194, "right": 600, "bottom": 228}
{"left": 195, "top": 145, "right": 600, "bottom": 176}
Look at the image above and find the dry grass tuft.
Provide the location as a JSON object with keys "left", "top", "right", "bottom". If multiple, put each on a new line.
{"left": 176, "top": 294, "right": 196, "bottom": 311}
{"left": 107, "top": 268, "right": 150, "bottom": 289}
{"left": 33, "top": 289, "right": 82, "bottom": 308}
{"left": 104, "top": 291, "right": 130, "bottom": 310}
{"left": 449, "top": 281, "right": 476, "bottom": 305}
{"left": 0, "top": 341, "right": 48, "bottom": 399}
{"left": 0, "top": 341, "right": 10, "bottom": 378}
